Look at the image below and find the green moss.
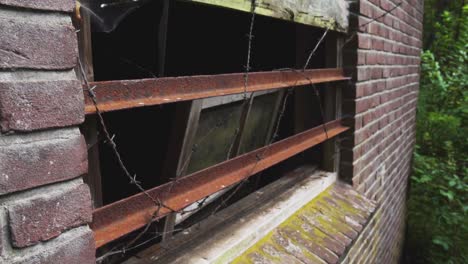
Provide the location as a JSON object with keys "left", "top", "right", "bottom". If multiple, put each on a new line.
{"left": 231, "top": 184, "right": 376, "bottom": 263}
{"left": 186, "top": 0, "right": 347, "bottom": 32}
{"left": 230, "top": 231, "right": 284, "bottom": 263}
{"left": 317, "top": 198, "right": 368, "bottom": 222}
{"left": 231, "top": 186, "right": 336, "bottom": 263}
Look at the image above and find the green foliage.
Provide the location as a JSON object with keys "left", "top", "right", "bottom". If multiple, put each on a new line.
{"left": 406, "top": 1, "right": 468, "bottom": 263}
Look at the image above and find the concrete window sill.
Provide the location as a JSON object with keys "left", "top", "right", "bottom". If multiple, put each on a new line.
{"left": 125, "top": 165, "right": 376, "bottom": 264}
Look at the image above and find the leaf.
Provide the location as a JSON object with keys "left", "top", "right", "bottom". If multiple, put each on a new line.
{"left": 463, "top": 205, "right": 468, "bottom": 213}
{"left": 440, "top": 190, "right": 455, "bottom": 201}
{"left": 420, "top": 175, "right": 433, "bottom": 183}
{"left": 448, "top": 180, "right": 456, "bottom": 187}
{"left": 432, "top": 238, "right": 450, "bottom": 251}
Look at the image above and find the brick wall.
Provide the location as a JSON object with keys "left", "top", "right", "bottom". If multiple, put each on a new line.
{"left": 341, "top": 0, "right": 423, "bottom": 263}
{"left": 0, "top": 1, "right": 95, "bottom": 263}
{"left": 0, "top": 0, "right": 423, "bottom": 262}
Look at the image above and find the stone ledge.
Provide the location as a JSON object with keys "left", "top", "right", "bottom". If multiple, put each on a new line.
{"left": 124, "top": 166, "right": 339, "bottom": 264}
{"left": 124, "top": 166, "right": 376, "bottom": 264}
{"left": 230, "top": 182, "right": 377, "bottom": 264}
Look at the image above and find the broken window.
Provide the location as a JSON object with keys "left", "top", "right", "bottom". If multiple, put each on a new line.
{"left": 76, "top": 0, "right": 349, "bottom": 261}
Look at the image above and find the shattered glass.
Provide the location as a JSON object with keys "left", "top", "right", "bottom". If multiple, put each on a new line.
{"left": 186, "top": 101, "right": 244, "bottom": 174}
{"left": 239, "top": 92, "right": 281, "bottom": 154}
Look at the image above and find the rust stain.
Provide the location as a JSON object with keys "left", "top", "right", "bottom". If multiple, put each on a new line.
{"left": 91, "top": 119, "right": 349, "bottom": 248}
{"left": 84, "top": 68, "right": 350, "bottom": 114}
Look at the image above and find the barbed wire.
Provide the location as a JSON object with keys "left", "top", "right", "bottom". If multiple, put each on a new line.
{"left": 304, "top": 27, "right": 330, "bottom": 70}
{"left": 158, "top": 0, "right": 258, "bottom": 230}
{"left": 208, "top": 25, "right": 333, "bottom": 216}
{"left": 86, "top": 30, "right": 330, "bottom": 264}
{"left": 210, "top": 87, "right": 294, "bottom": 215}
{"left": 79, "top": 1, "right": 401, "bottom": 261}
{"left": 87, "top": 1, "right": 260, "bottom": 261}
{"left": 244, "top": 0, "right": 256, "bottom": 99}
{"left": 95, "top": 227, "right": 185, "bottom": 262}
{"left": 341, "top": 2, "right": 402, "bottom": 49}
{"left": 79, "top": 60, "right": 176, "bottom": 214}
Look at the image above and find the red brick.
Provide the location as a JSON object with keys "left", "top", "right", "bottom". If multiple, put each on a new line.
{"left": 0, "top": 128, "right": 87, "bottom": 195}
{"left": 8, "top": 184, "right": 92, "bottom": 247}
{"left": 0, "top": 0, "right": 75, "bottom": 12}
{"left": 358, "top": 34, "right": 372, "bottom": 49}
{"left": 370, "top": 67, "right": 383, "bottom": 79}
{"left": 357, "top": 51, "right": 366, "bottom": 65}
{"left": 0, "top": 80, "right": 84, "bottom": 132}
{"left": 360, "top": 1, "right": 373, "bottom": 18}
{"left": 0, "top": 16, "right": 77, "bottom": 70}
{"left": 366, "top": 53, "right": 378, "bottom": 64}
{"left": 357, "top": 67, "right": 371, "bottom": 81}
{"left": 372, "top": 39, "right": 385, "bottom": 50}
{"left": 355, "top": 98, "right": 369, "bottom": 113}
{"left": 11, "top": 227, "right": 95, "bottom": 264}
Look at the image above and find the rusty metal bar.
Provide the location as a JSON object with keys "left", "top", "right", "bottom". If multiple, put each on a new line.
{"left": 85, "top": 68, "right": 350, "bottom": 114}
{"left": 91, "top": 119, "right": 349, "bottom": 248}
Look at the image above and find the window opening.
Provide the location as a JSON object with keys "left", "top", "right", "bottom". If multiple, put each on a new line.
{"left": 76, "top": 0, "right": 348, "bottom": 261}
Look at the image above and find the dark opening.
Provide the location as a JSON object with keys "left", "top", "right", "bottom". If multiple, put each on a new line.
{"left": 88, "top": 0, "right": 329, "bottom": 206}
{"left": 91, "top": 0, "right": 327, "bottom": 80}
{"left": 86, "top": 1, "right": 333, "bottom": 261}
{"left": 94, "top": 104, "right": 176, "bottom": 205}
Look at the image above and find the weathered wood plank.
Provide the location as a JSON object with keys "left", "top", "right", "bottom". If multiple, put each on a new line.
{"left": 184, "top": 0, "right": 349, "bottom": 31}
{"left": 77, "top": 6, "right": 103, "bottom": 208}
{"left": 161, "top": 99, "right": 203, "bottom": 240}
{"left": 322, "top": 33, "right": 344, "bottom": 172}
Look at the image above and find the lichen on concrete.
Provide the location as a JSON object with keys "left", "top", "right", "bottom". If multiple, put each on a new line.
{"left": 186, "top": 0, "right": 349, "bottom": 32}
{"left": 231, "top": 183, "right": 376, "bottom": 263}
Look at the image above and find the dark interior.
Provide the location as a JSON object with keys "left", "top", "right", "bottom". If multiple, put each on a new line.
{"left": 88, "top": 1, "right": 331, "bottom": 261}
{"left": 94, "top": 104, "right": 176, "bottom": 205}
{"left": 91, "top": 0, "right": 326, "bottom": 80}
{"left": 89, "top": 0, "right": 329, "bottom": 206}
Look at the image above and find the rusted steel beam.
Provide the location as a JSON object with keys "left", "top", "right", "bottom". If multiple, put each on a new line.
{"left": 85, "top": 68, "right": 350, "bottom": 114}
{"left": 91, "top": 119, "right": 349, "bottom": 248}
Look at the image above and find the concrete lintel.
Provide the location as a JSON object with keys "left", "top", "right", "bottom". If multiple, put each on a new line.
{"left": 185, "top": 0, "right": 349, "bottom": 32}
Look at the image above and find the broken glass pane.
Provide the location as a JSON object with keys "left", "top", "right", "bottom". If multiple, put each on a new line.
{"left": 239, "top": 92, "right": 281, "bottom": 154}
{"left": 186, "top": 101, "right": 243, "bottom": 174}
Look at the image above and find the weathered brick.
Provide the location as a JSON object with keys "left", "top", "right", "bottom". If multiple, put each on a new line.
{"left": 8, "top": 183, "right": 92, "bottom": 248}
{"left": 0, "top": 15, "right": 77, "bottom": 70}
{"left": 0, "top": 80, "right": 84, "bottom": 132}
{"left": 341, "top": 0, "right": 423, "bottom": 262}
{"left": 358, "top": 34, "right": 372, "bottom": 49}
{"left": 0, "top": 128, "right": 87, "bottom": 195}
{"left": 0, "top": 0, "right": 75, "bottom": 12}
{"left": 10, "top": 227, "right": 95, "bottom": 264}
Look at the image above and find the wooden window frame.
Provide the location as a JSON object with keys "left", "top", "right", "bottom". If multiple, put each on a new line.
{"left": 76, "top": 2, "right": 348, "bottom": 250}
